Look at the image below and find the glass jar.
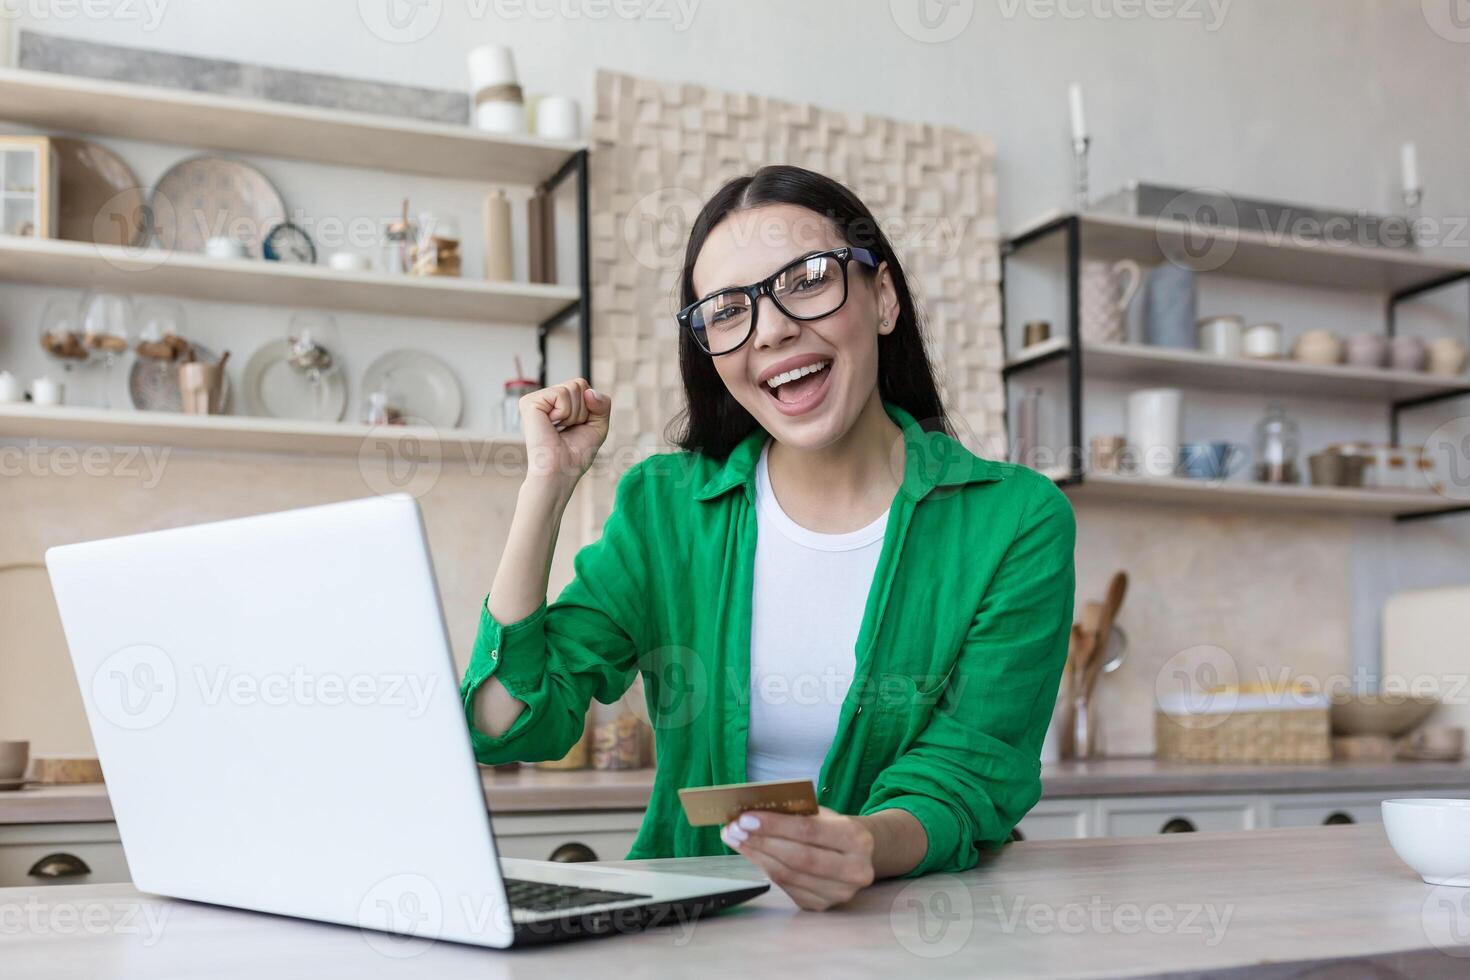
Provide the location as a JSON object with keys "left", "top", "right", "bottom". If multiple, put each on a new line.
{"left": 501, "top": 376, "right": 538, "bottom": 434}
{"left": 1253, "top": 404, "right": 1300, "bottom": 484}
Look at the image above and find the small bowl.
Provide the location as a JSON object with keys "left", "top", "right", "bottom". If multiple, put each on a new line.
{"left": 1329, "top": 692, "right": 1437, "bottom": 736}
{"left": 1382, "top": 798, "right": 1470, "bottom": 885}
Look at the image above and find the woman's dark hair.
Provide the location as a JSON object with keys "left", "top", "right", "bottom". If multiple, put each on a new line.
{"left": 666, "top": 165, "right": 950, "bottom": 458}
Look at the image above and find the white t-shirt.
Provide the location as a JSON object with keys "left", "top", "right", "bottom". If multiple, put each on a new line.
{"left": 746, "top": 440, "right": 889, "bottom": 784}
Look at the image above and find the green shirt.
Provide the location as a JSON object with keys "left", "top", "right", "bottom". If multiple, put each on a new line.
{"left": 460, "top": 403, "right": 1075, "bottom": 877}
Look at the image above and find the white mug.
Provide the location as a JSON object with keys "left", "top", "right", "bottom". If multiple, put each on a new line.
{"left": 1081, "top": 259, "right": 1142, "bottom": 343}
{"left": 1243, "top": 322, "right": 1283, "bottom": 359}
{"left": 534, "top": 96, "right": 581, "bottom": 141}
{"left": 1126, "top": 388, "right": 1183, "bottom": 478}
{"left": 0, "top": 370, "right": 21, "bottom": 403}
{"left": 30, "top": 376, "right": 64, "bottom": 406}
{"left": 205, "top": 237, "right": 248, "bottom": 260}
{"left": 1197, "top": 315, "right": 1244, "bottom": 358}
{"left": 327, "top": 252, "right": 372, "bottom": 273}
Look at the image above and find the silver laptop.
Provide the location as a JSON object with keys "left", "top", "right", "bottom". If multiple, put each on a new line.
{"left": 46, "top": 494, "right": 765, "bottom": 949}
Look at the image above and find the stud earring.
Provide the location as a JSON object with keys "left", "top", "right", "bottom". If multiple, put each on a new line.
{"left": 880, "top": 318, "right": 889, "bottom": 328}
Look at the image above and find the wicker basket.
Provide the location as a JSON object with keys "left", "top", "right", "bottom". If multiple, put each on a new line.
{"left": 1156, "top": 689, "right": 1331, "bottom": 764}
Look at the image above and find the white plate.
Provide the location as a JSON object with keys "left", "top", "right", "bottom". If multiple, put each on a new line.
{"left": 243, "top": 340, "right": 347, "bottom": 422}
{"left": 360, "top": 350, "right": 463, "bottom": 429}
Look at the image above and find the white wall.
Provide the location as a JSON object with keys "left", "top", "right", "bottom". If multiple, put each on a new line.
{"left": 5, "top": 0, "right": 1470, "bottom": 696}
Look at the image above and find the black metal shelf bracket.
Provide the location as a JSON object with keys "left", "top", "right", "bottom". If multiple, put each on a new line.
{"left": 999, "top": 215, "right": 1085, "bottom": 484}
{"left": 535, "top": 148, "right": 593, "bottom": 388}
{"left": 1002, "top": 215, "right": 1470, "bottom": 522}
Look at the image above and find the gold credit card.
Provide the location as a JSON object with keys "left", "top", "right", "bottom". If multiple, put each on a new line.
{"left": 677, "top": 778, "right": 819, "bottom": 827}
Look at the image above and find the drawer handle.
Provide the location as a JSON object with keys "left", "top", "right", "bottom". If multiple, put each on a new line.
{"left": 1160, "top": 818, "right": 1197, "bottom": 834}
{"left": 1008, "top": 827, "right": 1025, "bottom": 843}
{"left": 548, "top": 842, "right": 598, "bottom": 863}
{"left": 28, "top": 853, "right": 92, "bottom": 879}
{"left": 1323, "top": 811, "right": 1356, "bottom": 826}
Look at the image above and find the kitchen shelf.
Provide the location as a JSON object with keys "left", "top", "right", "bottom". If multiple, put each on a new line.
{"left": 1009, "top": 209, "right": 1470, "bottom": 294}
{"left": 0, "top": 68, "right": 584, "bottom": 184}
{"left": 0, "top": 235, "right": 581, "bottom": 324}
{"left": 0, "top": 402, "right": 527, "bottom": 460}
{"left": 1006, "top": 337, "right": 1470, "bottom": 402}
{"left": 1052, "top": 470, "right": 1462, "bottom": 518}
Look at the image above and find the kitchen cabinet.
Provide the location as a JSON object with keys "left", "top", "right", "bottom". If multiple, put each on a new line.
{"left": 1264, "top": 791, "right": 1388, "bottom": 828}
{"left": 1012, "top": 799, "right": 1091, "bottom": 840}
{"left": 1096, "top": 795, "right": 1257, "bottom": 836}
{"left": 488, "top": 810, "right": 644, "bottom": 864}
{"left": 0, "top": 822, "right": 129, "bottom": 888}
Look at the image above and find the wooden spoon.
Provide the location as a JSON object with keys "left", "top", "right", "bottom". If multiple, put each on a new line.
{"left": 1081, "top": 572, "right": 1129, "bottom": 699}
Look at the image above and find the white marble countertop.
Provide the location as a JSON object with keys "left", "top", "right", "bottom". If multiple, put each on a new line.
{"left": 0, "top": 825, "right": 1463, "bottom": 978}
{"left": 5, "top": 757, "right": 1468, "bottom": 825}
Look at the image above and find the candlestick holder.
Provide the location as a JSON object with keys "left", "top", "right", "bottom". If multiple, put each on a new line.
{"left": 1072, "top": 137, "right": 1091, "bottom": 212}
{"left": 1403, "top": 186, "right": 1423, "bottom": 247}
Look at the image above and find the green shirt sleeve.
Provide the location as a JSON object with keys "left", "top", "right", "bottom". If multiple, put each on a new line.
{"left": 861, "top": 475, "right": 1075, "bottom": 876}
{"left": 459, "top": 462, "right": 654, "bottom": 765}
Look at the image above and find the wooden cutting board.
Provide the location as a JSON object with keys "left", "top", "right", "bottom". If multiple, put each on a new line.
{"left": 1383, "top": 585, "right": 1470, "bottom": 733}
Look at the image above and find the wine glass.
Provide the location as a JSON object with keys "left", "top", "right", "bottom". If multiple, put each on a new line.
{"left": 81, "top": 292, "right": 134, "bottom": 409}
{"left": 285, "top": 312, "right": 342, "bottom": 414}
{"left": 38, "top": 296, "right": 89, "bottom": 374}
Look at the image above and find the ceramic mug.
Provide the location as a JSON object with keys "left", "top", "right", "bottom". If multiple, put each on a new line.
{"left": 534, "top": 95, "right": 581, "bottom": 141}
{"left": 0, "top": 740, "right": 28, "bottom": 781}
{"left": 1180, "top": 441, "right": 1246, "bottom": 481}
{"left": 1427, "top": 338, "right": 1468, "bottom": 377}
{"left": 1081, "top": 259, "right": 1142, "bottom": 344}
{"left": 1242, "top": 322, "right": 1283, "bottom": 359}
{"left": 1345, "top": 333, "right": 1388, "bottom": 369}
{"left": 1389, "top": 336, "right": 1427, "bottom": 372}
{"left": 0, "top": 370, "right": 22, "bottom": 403}
{"left": 30, "top": 376, "right": 63, "bottom": 406}
{"left": 1292, "top": 330, "right": 1343, "bottom": 366}
{"left": 205, "top": 236, "right": 248, "bottom": 260}
{"left": 1197, "top": 315, "right": 1244, "bottom": 358}
{"left": 1127, "top": 388, "right": 1183, "bottom": 478}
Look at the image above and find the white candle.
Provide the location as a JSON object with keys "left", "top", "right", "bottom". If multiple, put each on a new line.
{"left": 1401, "top": 141, "right": 1420, "bottom": 194}
{"left": 1068, "top": 83, "right": 1087, "bottom": 144}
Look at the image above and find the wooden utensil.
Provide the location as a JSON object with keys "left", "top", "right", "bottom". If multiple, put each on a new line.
{"left": 1081, "top": 572, "right": 1128, "bottom": 699}
{"left": 1058, "top": 624, "right": 1095, "bottom": 760}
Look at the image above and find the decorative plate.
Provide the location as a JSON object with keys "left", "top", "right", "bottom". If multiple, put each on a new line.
{"left": 360, "top": 349, "right": 463, "bottom": 429}
{"left": 150, "top": 155, "right": 287, "bottom": 257}
{"left": 243, "top": 339, "right": 347, "bottom": 422}
{"left": 52, "top": 138, "right": 147, "bottom": 247}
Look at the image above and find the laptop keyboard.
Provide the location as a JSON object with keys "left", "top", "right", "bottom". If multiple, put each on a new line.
{"left": 503, "top": 877, "right": 651, "bottom": 913}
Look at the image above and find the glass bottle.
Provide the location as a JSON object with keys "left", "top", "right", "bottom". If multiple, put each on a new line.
{"left": 1253, "top": 404, "right": 1300, "bottom": 484}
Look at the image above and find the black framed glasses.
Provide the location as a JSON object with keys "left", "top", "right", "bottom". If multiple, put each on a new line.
{"left": 677, "top": 246, "right": 880, "bottom": 356}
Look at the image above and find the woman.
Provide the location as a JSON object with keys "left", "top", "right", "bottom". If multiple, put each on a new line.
{"left": 462, "top": 165, "right": 1074, "bottom": 910}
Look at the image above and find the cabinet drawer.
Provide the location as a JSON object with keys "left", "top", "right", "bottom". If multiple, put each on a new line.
{"left": 1015, "top": 802, "right": 1090, "bottom": 841}
{"left": 0, "top": 823, "right": 130, "bottom": 888}
{"left": 1099, "top": 800, "right": 1255, "bottom": 837}
{"left": 490, "top": 811, "right": 644, "bottom": 864}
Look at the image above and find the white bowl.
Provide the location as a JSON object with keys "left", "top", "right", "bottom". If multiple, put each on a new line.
{"left": 1382, "top": 798, "right": 1470, "bottom": 886}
